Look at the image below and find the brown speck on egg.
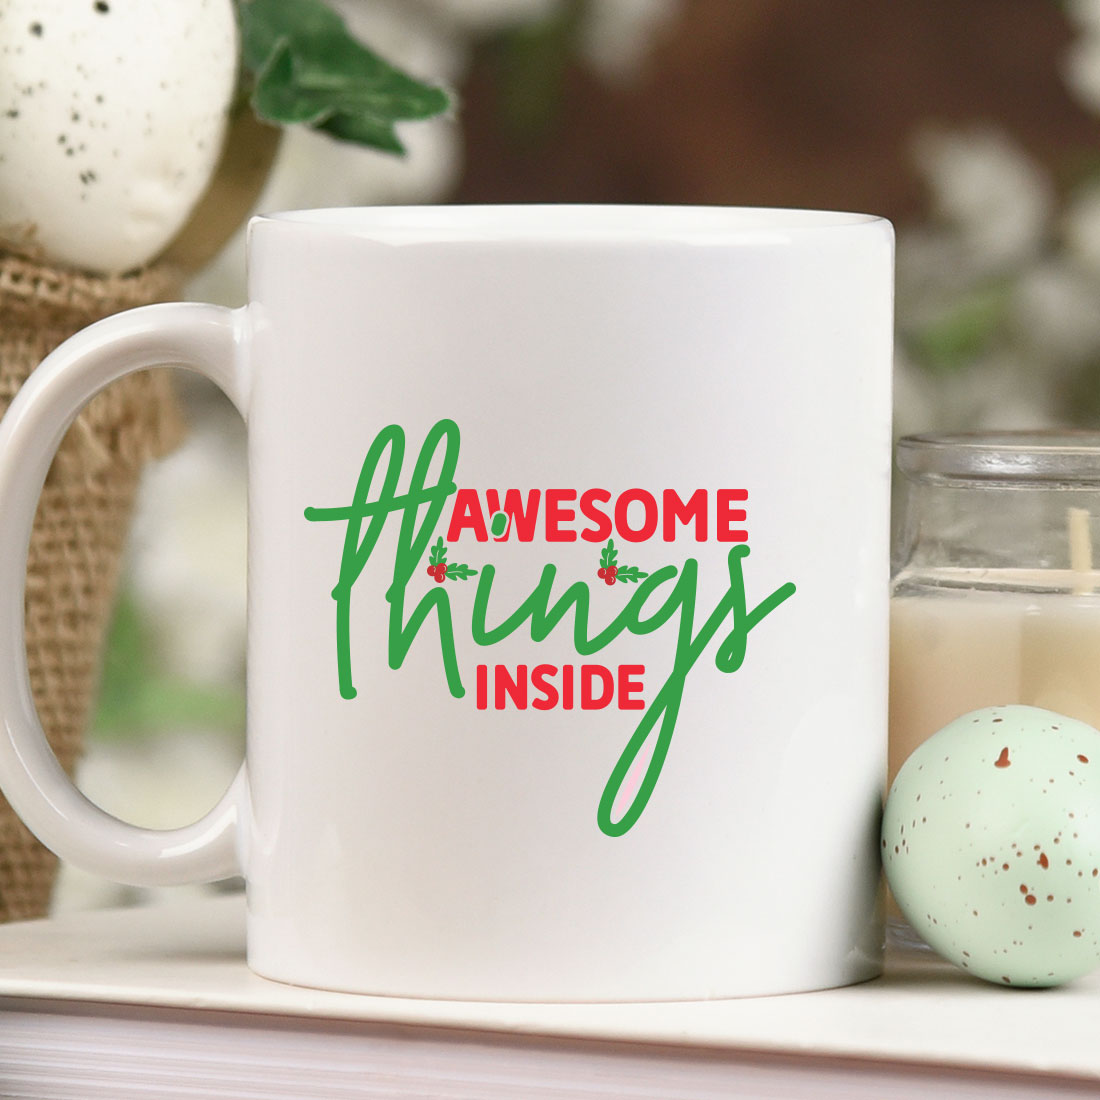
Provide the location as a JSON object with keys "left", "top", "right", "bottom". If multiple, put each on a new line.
{"left": 94, "top": 1, "right": 110, "bottom": 12}
{"left": 1039, "top": 853, "right": 1049, "bottom": 869}
{"left": 1079, "top": 755, "right": 1090, "bottom": 764}
{"left": 1026, "top": 894, "right": 1037, "bottom": 905}
{"left": 29, "top": 22, "right": 42, "bottom": 36}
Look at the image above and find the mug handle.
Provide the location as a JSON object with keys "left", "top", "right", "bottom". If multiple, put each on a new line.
{"left": 0, "top": 301, "right": 247, "bottom": 886}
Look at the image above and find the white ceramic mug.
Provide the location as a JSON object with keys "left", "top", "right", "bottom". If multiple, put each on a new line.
{"left": 0, "top": 206, "right": 893, "bottom": 1001}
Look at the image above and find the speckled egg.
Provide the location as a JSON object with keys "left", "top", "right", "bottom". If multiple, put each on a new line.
{"left": 883, "top": 705, "right": 1100, "bottom": 987}
{"left": 0, "top": 0, "right": 237, "bottom": 274}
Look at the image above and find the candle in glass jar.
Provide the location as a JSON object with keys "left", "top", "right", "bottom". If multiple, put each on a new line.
{"left": 888, "top": 432, "right": 1100, "bottom": 786}
{"left": 889, "top": 581, "right": 1100, "bottom": 787}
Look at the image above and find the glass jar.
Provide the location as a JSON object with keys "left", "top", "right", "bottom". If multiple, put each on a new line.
{"left": 890, "top": 431, "right": 1100, "bottom": 788}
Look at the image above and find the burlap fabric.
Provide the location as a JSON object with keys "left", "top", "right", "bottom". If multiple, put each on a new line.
{"left": 0, "top": 252, "right": 185, "bottom": 921}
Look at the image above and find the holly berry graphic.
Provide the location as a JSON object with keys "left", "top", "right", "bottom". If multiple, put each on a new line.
{"left": 597, "top": 540, "right": 646, "bottom": 585}
{"left": 426, "top": 537, "right": 478, "bottom": 582}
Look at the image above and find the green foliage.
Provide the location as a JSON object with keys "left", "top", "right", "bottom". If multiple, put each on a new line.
{"left": 902, "top": 281, "right": 1013, "bottom": 375}
{"left": 93, "top": 593, "right": 245, "bottom": 743}
{"left": 493, "top": 0, "right": 586, "bottom": 139}
{"left": 445, "top": 563, "right": 479, "bottom": 580}
{"left": 237, "top": 0, "right": 451, "bottom": 154}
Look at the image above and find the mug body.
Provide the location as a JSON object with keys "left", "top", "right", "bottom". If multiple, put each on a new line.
{"left": 243, "top": 206, "right": 893, "bottom": 1000}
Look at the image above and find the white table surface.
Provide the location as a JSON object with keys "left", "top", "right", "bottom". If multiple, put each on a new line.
{"left": 0, "top": 895, "right": 1096, "bottom": 1081}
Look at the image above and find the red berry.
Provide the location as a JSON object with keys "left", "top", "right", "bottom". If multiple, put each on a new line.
{"left": 597, "top": 567, "right": 607, "bottom": 578}
{"left": 434, "top": 570, "right": 446, "bottom": 583}
{"left": 426, "top": 566, "right": 436, "bottom": 576}
{"left": 607, "top": 565, "right": 618, "bottom": 578}
{"left": 604, "top": 574, "right": 616, "bottom": 586}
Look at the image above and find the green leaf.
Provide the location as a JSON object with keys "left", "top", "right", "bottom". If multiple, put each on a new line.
{"left": 429, "top": 536, "right": 447, "bottom": 567}
{"left": 493, "top": 0, "right": 585, "bottom": 140}
{"left": 902, "top": 281, "right": 1012, "bottom": 376}
{"left": 238, "top": 0, "right": 451, "bottom": 154}
{"left": 445, "top": 563, "right": 478, "bottom": 580}
{"left": 92, "top": 592, "right": 245, "bottom": 742}
{"left": 614, "top": 566, "right": 648, "bottom": 583}
{"left": 600, "top": 539, "right": 617, "bottom": 570}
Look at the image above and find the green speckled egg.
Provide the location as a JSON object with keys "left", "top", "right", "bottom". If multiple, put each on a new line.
{"left": 883, "top": 705, "right": 1100, "bottom": 987}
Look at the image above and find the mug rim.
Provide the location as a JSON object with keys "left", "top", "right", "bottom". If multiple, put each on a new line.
{"left": 249, "top": 204, "right": 889, "bottom": 244}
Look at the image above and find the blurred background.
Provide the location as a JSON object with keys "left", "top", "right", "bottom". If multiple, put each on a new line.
{"left": 55, "top": 0, "right": 1100, "bottom": 909}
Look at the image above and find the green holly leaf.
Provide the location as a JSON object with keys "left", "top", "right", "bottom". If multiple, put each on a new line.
{"left": 237, "top": 0, "right": 451, "bottom": 155}
{"left": 614, "top": 566, "right": 648, "bottom": 583}
{"left": 445, "top": 563, "right": 479, "bottom": 580}
{"left": 429, "top": 537, "right": 447, "bottom": 567}
{"left": 600, "top": 539, "right": 618, "bottom": 570}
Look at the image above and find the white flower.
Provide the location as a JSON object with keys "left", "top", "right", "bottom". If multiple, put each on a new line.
{"left": 1062, "top": 0, "right": 1100, "bottom": 112}
{"left": 1063, "top": 185, "right": 1100, "bottom": 274}
{"left": 1064, "top": 0, "right": 1100, "bottom": 32}
{"left": 1064, "top": 35, "right": 1100, "bottom": 112}
{"left": 931, "top": 354, "right": 1059, "bottom": 433}
{"left": 414, "top": 0, "right": 563, "bottom": 33}
{"left": 579, "top": 0, "right": 680, "bottom": 82}
{"left": 1012, "top": 259, "right": 1100, "bottom": 365}
{"left": 911, "top": 128, "right": 1052, "bottom": 275}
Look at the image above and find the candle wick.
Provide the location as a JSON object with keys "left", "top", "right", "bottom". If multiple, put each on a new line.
{"left": 1068, "top": 506, "right": 1093, "bottom": 594}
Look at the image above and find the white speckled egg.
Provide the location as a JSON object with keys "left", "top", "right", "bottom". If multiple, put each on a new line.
{"left": 0, "top": 0, "right": 237, "bottom": 274}
{"left": 884, "top": 705, "right": 1100, "bottom": 987}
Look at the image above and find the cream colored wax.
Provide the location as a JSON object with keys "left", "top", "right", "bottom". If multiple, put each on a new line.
{"left": 889, "top": 586, "right": 1100, "bottom": 788}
